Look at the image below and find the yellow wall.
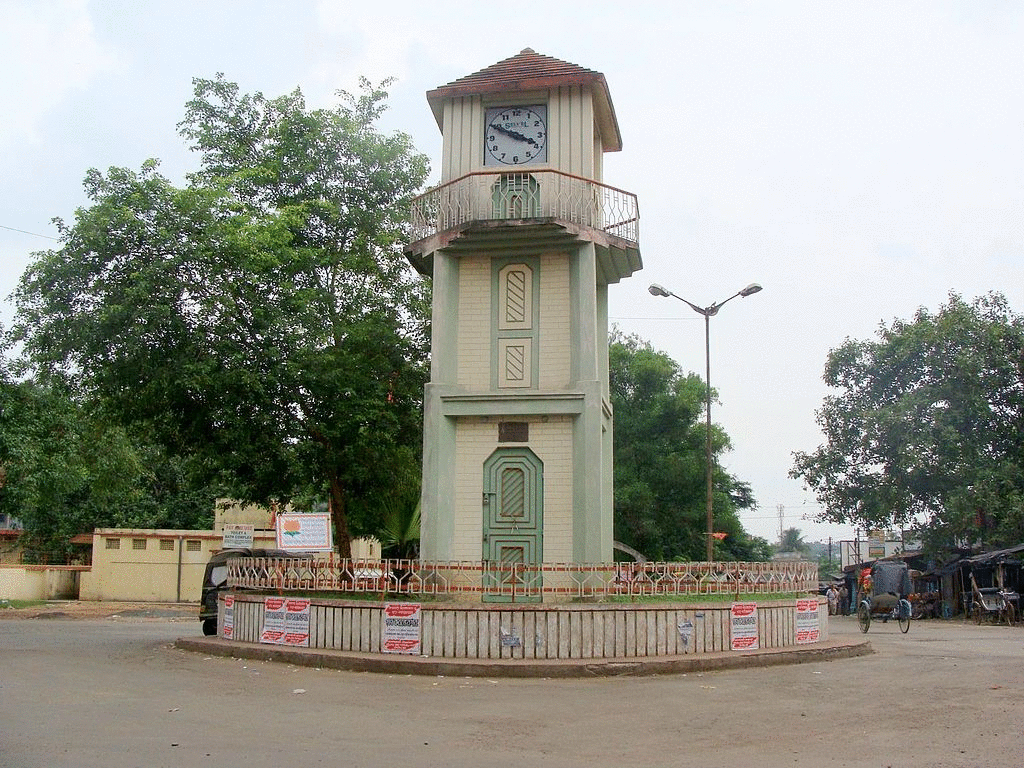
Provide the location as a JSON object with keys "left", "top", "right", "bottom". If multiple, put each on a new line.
{"left": 79, "top": 528, "right": 383, "bottom": 603}
{"left": 0, "top": 565, "right": 84, "bottom": 600}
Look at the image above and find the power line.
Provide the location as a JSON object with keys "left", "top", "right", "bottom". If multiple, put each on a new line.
{"left": 0, "top": 224, "right": 58, "bottom": 241}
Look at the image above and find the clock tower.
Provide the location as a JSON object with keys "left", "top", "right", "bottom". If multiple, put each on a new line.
{"left": 406, "top": 49, "right": 641, "bottom": 599}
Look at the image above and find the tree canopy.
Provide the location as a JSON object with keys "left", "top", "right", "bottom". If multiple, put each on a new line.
{"left": 11, "top": 75, "right": 430, "bottom": 557}
{"left": 0, "top": 361, "right": 216, "bottom": 561}
{"left": 791, "top": 292, "right": 1024, "bottom": 553}
{"left": 777, "top": 527, "right": 807, "bottom": 554}
{"left": 609, "top": 331, "right": 768, "bottom": 561}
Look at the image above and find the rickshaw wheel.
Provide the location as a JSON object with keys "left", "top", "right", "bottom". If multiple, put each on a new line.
{"left": 973, "top": 604, "right": 983, "bottom": 625}
{"left": 1004, "top": 603, "right": 1016, "bottom": 627}
{"left": 857, "top": 601, "right": 871, "bottom": 633}
{"left": 898, "top": 599, "right": 911, "bottom": 633}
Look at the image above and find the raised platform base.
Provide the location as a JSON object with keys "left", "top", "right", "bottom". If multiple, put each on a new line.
{"left": 220, "top": 594, "right": 829, "bottom": 661}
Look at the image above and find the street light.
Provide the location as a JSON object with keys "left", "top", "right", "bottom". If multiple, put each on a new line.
{"left": 647, "top": 281, "right": 763, "bottom": 562}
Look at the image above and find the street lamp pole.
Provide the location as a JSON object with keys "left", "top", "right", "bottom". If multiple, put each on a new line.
{"left": 648, "top": 281, "right": 763, "bottom": 562}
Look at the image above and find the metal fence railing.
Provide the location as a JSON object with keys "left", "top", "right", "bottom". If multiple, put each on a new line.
{"left": 409, "top": 170, "right": 640, "bottom": 245}
{"left": 227, "top": 557, "right": 817, "bottom": 601}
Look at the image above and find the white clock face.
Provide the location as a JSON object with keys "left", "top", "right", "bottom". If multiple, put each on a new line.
{"left": 484, "top": 105, "right": 548, "bottom": 166}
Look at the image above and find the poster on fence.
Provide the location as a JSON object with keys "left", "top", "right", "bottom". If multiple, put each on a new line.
{"left": 730, "top": 602, "right": 759, "bottom": 651}
{"left": 260, "top": 597, "right": 287, "bottom": 644}
{"left": 260, "top": 597, "right": 311, "bottom": 646}
{"left": 222, "top": 594, "right": 235, "bottom": 640}
{"left": 795, "top": 598, "right": 821, "bottom": 644}
{"left": 282, "top": 598, "right": 311, "bottom": 647}
{"left": 382, "top": 602, "right": 421, "bottom": 654}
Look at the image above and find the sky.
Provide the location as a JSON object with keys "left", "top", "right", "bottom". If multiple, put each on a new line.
{"left": 2, "top": 0, "right": 1022, "bottom": 546}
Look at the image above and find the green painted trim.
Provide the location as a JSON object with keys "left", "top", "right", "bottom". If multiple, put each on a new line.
{"left": 419, "top": 385, "right": 458, "bottom": 561}
{"left": 482, "top": 447, "right": 544, "bottom": 604}
{"left": 440, "top": 392, "right": 585, "bottom": 417}
{"left": 429, "top": 252, "right": 460, "bottom": 383}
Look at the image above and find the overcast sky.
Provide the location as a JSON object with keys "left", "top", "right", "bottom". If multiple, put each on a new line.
{"left": 3, "top": 1, "right": 1022, "bottom": 545}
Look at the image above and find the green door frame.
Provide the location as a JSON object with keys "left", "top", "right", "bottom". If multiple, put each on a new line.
{"left": 482, "top": 447, "right": 543, "bottom": 603}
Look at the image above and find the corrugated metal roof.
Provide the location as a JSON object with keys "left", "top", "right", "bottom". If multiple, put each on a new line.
{"left": 426, "top": 48, "right": 622, "bottom": 152}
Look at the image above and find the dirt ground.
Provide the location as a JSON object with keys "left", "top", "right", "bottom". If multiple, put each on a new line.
{"left": 0, "top": 599, "right": 198, "bottom": 621}
{"left": 2, "top": 610, "right": 1022, "bottom": 767}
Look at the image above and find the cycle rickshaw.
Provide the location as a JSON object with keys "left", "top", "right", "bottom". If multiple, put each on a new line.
{"left": 857, "top": 560, "right": 912, "bottom": 633}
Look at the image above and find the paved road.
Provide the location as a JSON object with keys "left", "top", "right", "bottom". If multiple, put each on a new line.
{"left": 1, "top": 612, "right": 1021, "bottom": 767}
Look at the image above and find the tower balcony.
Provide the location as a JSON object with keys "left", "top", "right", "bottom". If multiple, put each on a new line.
{"left": 406, "top": 170, "right": 641, "bottom": 283}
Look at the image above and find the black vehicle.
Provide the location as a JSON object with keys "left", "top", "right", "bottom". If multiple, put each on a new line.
{"left": 199, "top": 548, "right": 294, "bottom": 636}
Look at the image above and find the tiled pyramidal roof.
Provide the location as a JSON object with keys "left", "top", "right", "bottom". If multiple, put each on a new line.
{"left": 426, "top": 48, "right": 622, "bottom": 152}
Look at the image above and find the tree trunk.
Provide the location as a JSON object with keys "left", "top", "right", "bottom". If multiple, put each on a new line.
{"left": 328, "top": 470, "right": 352, "bottom": 559}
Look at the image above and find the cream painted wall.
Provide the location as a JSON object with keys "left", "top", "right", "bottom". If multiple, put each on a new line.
{"left": 0, "top": 565, "right": 82, "bottom": 600}
{"left": 452, "top": 416, "right": 574, "bottom": 562}
{"left": 456, "top": 255, "right": 491, "bottom": 389}
{"left": 538, "top": 252, "right": 571, "bottom": 388}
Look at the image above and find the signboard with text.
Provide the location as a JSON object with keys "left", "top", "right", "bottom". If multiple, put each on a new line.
{"left": 282, "top": 598, "right": 311, "bottom": 647}
{"left": 260, "top": 597, "right": 287, "bottom": 644}
{"left": 222, "top": 524, "right": 254, "bottom": 549}
{"left": 222, "top": 594, "right": 235, "bottom": 640}
{"left": 260, "top": 597, "right": 311, "bottom": 647}
{"left": 795, "top": 598, "right": 821, "bottom": 644}
{"left": 730, "top": 602, "right": 759, "bottom": 651}
{"left": 275, "top": 513, "right": 332, "bottom": 552}
{"left": 382, "top": 602, "right": 422, "bottom": 654}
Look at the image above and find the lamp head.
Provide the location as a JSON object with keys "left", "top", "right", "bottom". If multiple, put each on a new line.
{"left": 648, "top": 283, "right": 670, "bottom": 297}
{"left": 739, "top": 283, "right": 763, "bottom": 297}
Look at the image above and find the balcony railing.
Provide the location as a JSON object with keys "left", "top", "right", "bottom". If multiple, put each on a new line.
{"left": 409, "top": 170, "right": 639, "bottom": 245}
{"left": 227, "top": 557, "right": 817, "bottom": 600}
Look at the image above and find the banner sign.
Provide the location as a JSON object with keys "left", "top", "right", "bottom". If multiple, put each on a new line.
{"left": 275, "top": 513, "right": 332, "bottom": 552}
{"left": 260, "top": 597, "right": 311, "bottom": 647}
{"left": 222, "top": 524, "right": 254, "bottom": 549}
{"left": 868, "top": 530, "right": 885, "bottom": 559}
{"left": 222, "top": 594, "right": 235, "bottom": 640}
{"left": 730, "top": 602, "right": 759, "bottom": 651}
{"left": 382, "top": 602, "right": 422, "bottom": 654}
{"left": 795, "top": 598, "right": 821, "bottom": 644}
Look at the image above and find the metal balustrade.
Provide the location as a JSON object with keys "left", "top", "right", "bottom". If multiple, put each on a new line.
{"left": 227, "top": 557, "right": 817, "bottom": 600}
{"left": 409, "top": 170, "right": 640, "bottom": 245}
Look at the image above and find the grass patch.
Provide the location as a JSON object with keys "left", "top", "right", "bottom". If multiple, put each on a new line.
{"left": 226, "top": 590, "right": 811, "bottom": 605}
{"left": 0, "top": 599, "right": 47, "bottom": 610}
{"left": 231, "top": 590, "right": 442, "bottom": 603}
{"left": 596, "top": 592, "right": 807, "bottom": 604}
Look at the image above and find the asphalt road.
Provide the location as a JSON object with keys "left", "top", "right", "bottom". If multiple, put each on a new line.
{"left": 1, "top": 611, "right": 1022, "bottom": 768}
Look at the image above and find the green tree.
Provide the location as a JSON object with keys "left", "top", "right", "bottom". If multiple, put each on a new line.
{"left": 777, "top": 527, "right": 807, "bottom": 553}
{"left": 12, "top": 76, "right": 430, "bottom": 557}
{"left": 610, "top": 331, "right": 763, "bottom": 561}
{"left": 0, "top": 367, "right": 215, "bottom": 561}
{"left": 791, "top": 292, "right": 1024, "bottom": 553}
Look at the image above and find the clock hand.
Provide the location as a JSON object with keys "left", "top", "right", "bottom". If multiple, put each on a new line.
{"left": 489, "top": 123, "right": 539, "bottom": 148}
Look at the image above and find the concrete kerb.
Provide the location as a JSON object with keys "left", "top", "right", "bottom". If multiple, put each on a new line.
{"left": 174, "top": 635, "right": 873, "bottom": 678}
